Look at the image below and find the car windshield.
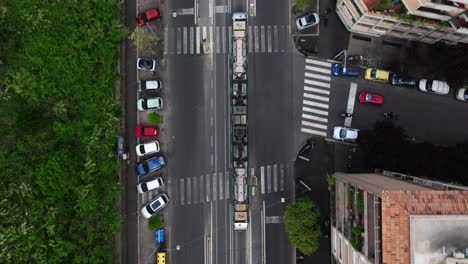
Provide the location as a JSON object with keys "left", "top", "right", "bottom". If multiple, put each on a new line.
{"left": 464, "top": 90, "right": 468, "bottom": 100}
{"left": 426, "top": 80, "right": 433, "bottom": 91}
{"left": 139, "top": 60, "right": 151, "bottom": 68}
{"left": 339, "top": 129, "right": 347, "bottom": 138}
{"left": 371, "top": 69, "right": 376, "bottom": 78}
{"left": 305, "top": 15, "right": 316, "bottom": 24}
{"left": 139, "top": 145, "right": 146, "bottom": 154}
{"left": 140, "top": 183, "right": 148, "bottom": 192}
{"left": 143, "top": 162, "right": 149, "bottom": 173}
{"left": 365, "top": 94, "right": 371, "bottom": 101}
{"left": 150, "top": 199, "right": 162, "bottom": 211}
{"left": 142, "top": 100, "right": 148, "bottom": 109}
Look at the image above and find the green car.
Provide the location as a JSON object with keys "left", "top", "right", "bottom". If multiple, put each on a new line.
{"left": 137, "top": 97, "right": 163, "bottom": 111}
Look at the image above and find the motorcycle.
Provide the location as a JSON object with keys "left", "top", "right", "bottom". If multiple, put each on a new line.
{"left": 339, "top": 112, "right": 353, "bottom": 117}
{"left": 347, "top": 55, "right": 363, "bottom": 62}
{"left": 384, "top": 112, "right": 399, "bottom": 120}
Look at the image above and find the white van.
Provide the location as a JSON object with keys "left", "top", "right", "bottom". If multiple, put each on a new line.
{"left": 418, "top": 79, "right": 449, "bottom": 95}
{"left": 138, "top": 80, "right": 162, "bottom": 91}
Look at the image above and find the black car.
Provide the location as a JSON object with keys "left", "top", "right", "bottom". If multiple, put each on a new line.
{"left": 390, "top": 74, "right": 417, "bottom": 87}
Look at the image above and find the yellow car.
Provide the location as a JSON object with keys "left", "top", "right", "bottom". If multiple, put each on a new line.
{"left": 157, "top": 252, "right": 166, "bottom": 264}
{"left": 365, "top": 68, "right": 391, "bottom": 82}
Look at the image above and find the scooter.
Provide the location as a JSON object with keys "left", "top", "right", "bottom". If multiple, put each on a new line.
{"left": 384, "top": 112, "right": 399, "bottom": 120}
{"left": 339, "top": 112, "right": 353, "bottom": 117}
{"left": 347, "top": 55, "right": 363, "bottom": 62}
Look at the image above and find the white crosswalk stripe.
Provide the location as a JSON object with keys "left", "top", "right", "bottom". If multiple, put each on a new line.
{"left": 164, "top": 25, "right": 291, "bottom": 55}
{"left": 301, "top": 58, "right": 333, "bottom": 137}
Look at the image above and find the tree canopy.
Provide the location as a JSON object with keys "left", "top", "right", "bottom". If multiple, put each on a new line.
{"left": 284, "top": 197, "right": 321, "bottom": 256}
{"left": 0, "top": 0, "right": 125, "bottom": 262}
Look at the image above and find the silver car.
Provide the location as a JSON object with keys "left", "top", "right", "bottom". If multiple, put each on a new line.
{"left": 333, "top": 126, "right": 359, "bottom": 141}
{"left": 141, "top": 193, "right": 169, "bottom": 219}
{"left": 296, "top": 13, "right": 320, "bottom": 30}
{"left": 137, "top": 177, "right": 164, "bottom": 194}
{"left": 137, "top": 97, "right": 163, "bottom": 111}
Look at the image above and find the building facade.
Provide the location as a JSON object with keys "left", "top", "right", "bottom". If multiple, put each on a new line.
{"left": 331, "top": 171, "right": 468, "bottom": 264}
{"left": 336, "top": 0, "right": 468, "bottom": 45}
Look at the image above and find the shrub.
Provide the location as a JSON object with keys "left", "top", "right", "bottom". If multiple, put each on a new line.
{"left": 147, "top": 215, "right": 162, "bottom": 231}
{"left": 327, "top": 174, "right": 336, "bottom": 186}
{"left": 147, "top": 112, "right": 161, "bottom": 124}
{"left": 295, "top": 0, "right": 311, "bottom": 13}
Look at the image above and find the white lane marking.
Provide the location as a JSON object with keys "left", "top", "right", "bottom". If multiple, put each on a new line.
{"left": 304, "top": 93, "right": 329, "bottom": 102}
{"left": 301, "top": 127, "right": 327, "bottom": 136}
{"left": 196, "top": 26, "right": 201, "bottom": 54}
{"left": 180, "top": 178, "right": 185, "bottom": 205}
{"left": 306, "top": 58, "right": 332, "bottom": 67}
{"left": 200, "top": 175, "right": 205, "bottom": 203}
{"left": 219, "top": 172, "right": 223, "bottom": 200}
{"left": 304, "top": 86, "right": 330, "bottom": 95}
{"left": 260, "top": 166, "right": 265, "bottom": 194}
{"left": 254, "top": 26, "right": 259, "bottom": 53}
{"left": 177, "top": 27, "right": 182, "bottom": 54}
{"left": 303, "top": 99, "right": 329, "bottom": 109}
{"left": 304, "top": 79, "right": 331, "bottom": 88}
{"left": 193, "top": 176, "right": 198, "bottom": 204}
{"left": 273, "top": 25, "right": 278, "bottom": 52}
{"left": 225, "top": 171, "right": 230, "bottom": 199}
{"left": 183, "top": 27, "right": 187, "bottom": 54}
{"left": 209, "top": 26, "right": 214, "bottom": 54}
{"left": 280, "top": 164, "right": 284, "bottom": 192}
{"left": 302, "top": 113, "right": 328, "bottom": 123}
{"left": 228, "top": 26, "right": 233, "bottom": 54}
{"left": 250, "top": 168, "right": 255, "bottom": 196}
{"left": 248, "top": 25, "right": 252, "bottom": 53}
{"left": 216, "top": 26, "right": 220, "bottom": 54}
{"left": 187, "top": 177, "right": 191, "bottom": 205}
{"left": 190, "top": 27, "right": 194, "bottom": 54}
{"left": 305, "top": 72, "right": 331, "bottom": 81}
{"left": 267, "top": 25, "right": 272, "bottom": 52}
{"left": 345, "top": 82, "right": 358, "bottom": 127}
{"left": 273, "top": 164, "right": 278, "bottom": 192}
{"left": 306, "top": 65, "right": 330, "bottom": 74}
{"left": 267, "top": 165, "right": 271, "bottom": 193}
{"left": 212, "top": 173, "right": 217, "bottom": 201}
{"left": 222, "top": 26, "right": 226, "bottom": 53}
{"left": 302, "top": 106, "right": 328, "bottom": 116}
{"left": 301, "top": 120, "right": 328, "bottom": 130}
{"left": 206, "top": 174, "right": 210, "bottom": 202}
{"left": 261, "top": 25, "right": 265, "bottom": 53}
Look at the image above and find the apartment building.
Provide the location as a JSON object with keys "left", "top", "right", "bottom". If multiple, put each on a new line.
{"left": 336, "top": 0, "right": 468, "bottom": 45}
{"left": 331, "top": 171, "right": 468, "bottom": 264}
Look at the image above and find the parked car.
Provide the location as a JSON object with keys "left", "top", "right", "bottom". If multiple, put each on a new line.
{"left": 155, "top": 228, "right": 165, "bottom": 243}
{"left": 135, "top": 125, "right": 159, "bottom": 138}
{"left": 389, "top": 74, "right": 417, "bottom": 87}
{"left": 136, "top": 140, "right": 160, "bottom": 156}
{"left": 141, "top": 193, "right": 169, "bottom": 219}
{"left": 333, "top": 126, "right": 359, "bottom": 141}
{"left": 137, "top": 97, "right": 163, "bottom": 111}
{"left": 138, "top": 80, "right": 162, "bottom": 91}
{"left": 365, "top": 68, "right": 391, "bottom": 82}
{"left": 331, "top": 63, "right": 360, "bottom": 77}
{"left": 137, "top": 8, "right": 161, "bottom": 26}
{"left": 418, "top": 79, "right": 449, "bottom": 95}
{"left": 137, "top": 58, "right": 156, "bottom": 71}
{"left": 137, "top": 177, "right": 164, "bottom": 194}
{"left": 295, "top": 13, "right": 320, "bottom": 30}
{"left": 456, "top": 88, "right": 468, "bottom": 101}
{"left": 358, "top": 91, "right": 384, "bottom": 105}
{"left": 136, "top": 155, "right": 166, "bottom": 176}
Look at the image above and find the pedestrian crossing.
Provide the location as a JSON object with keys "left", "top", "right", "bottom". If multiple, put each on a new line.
{"left": 139, "top": 163, "right": 288, "bottom": 206}
{"left": 164, "top": 25, "right": 291, "bottom": 55}
{"left": 300, "top": 58, "right": 333, "bottom": 137}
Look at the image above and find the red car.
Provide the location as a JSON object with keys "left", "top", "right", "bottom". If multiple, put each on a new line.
{"left": 135, "top": 125, "right": 160, "bottom": 138}
{"left": 137, "top": 8, "right": 161, "bottom": 26}
{"left": 358, "top": 91, "right": 383, "bottom": 105}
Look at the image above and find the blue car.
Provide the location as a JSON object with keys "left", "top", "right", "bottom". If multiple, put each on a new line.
{"left": 155, "top": 228, "right": 165, "bottom": 243}
{"left": 136, "top": 156, "right": 166, "bottom": 176}
{"left": 331, "top": 63, "right": 360, "bottom": 77}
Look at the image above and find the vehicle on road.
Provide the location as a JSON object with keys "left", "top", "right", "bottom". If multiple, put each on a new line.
{"left": 155, "top": 228, "right": 165, "bottom": 243}
{"left": 136, "top": 156, "right": 166, "bottom": 176}
{"left": 156, "top": 251, "right": 166, "bottom": 264}
{"left": 365, "top": 68, "right": 391, "bottom": 82}
{"left": 456, "top": 88, "right": 468, "bottom": 101}
{"left": 138, "top": 80, "right": 162, "bottom": 91}
{"left": 135, "top": 125, "right": 159, "bottom": 138}
{"left": 137, "top": 97, "right": 163, "bottom": 111}
{"left": 137, "top": 177, "right": 164, "bottom": 194}
{"left": 135, "top": 140, "right": 160, "bottom": 156}
{"left": 390, "top": 74, "right": 417, "bottom": 87}
{"left": 141, "top": 193, "right": 169, "bottom": 219}
{"left": 331, "top": 63, "right": 360, "bottom": 77}
{"left": 358, "top": 91, "right": 384, "bottom": 105}
{"left": 137, "top": 8, "right": 161, "bottom": 26}
{"left": 418, "top": 79, "right": 450, "bottom": 95}
{"left": 333, "top": 126, "right": 359, "bottom": 141}
{"left": 295, "top": 13, "right": 320, "bottom": 30}
{"left": 137, "top": 58, "right": 156, "bottom": 72}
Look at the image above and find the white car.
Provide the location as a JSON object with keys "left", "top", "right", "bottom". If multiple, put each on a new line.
{"left": 137, "top": 58, "right": 156, "bottom": 71}
{"left": 138, "top": 80, "right": 162, "bottom": 91}
{"left": 296, "top": 13, "right": 320, "bottom": 30}
{"left": 333, "top": 126, "right": 359, "bottom": 141}
{"left": 137, "top": 177, "right": 164, "bottom": 194}
{"left": 137, "top": 97, "right": 163, "bottom": 111}
{"left": 141, "top": 193, "right": 169, "bottom": 219}
{"left": 135, "top": 140, "right": 160, "bottom": 156}
{"left": 418, "top": 79, "right": 449, "bottom": 95}
{"left": 456, "top": 88, "right": 468, "bottom": 102}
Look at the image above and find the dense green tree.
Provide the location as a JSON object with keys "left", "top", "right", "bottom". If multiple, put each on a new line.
{"left": 284, "top": 197, "right": 321, "bottom": 256}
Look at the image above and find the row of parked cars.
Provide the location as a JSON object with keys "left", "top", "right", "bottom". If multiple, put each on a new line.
{"left": 331, "top": 62, "right": 467, "bottom": 101}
